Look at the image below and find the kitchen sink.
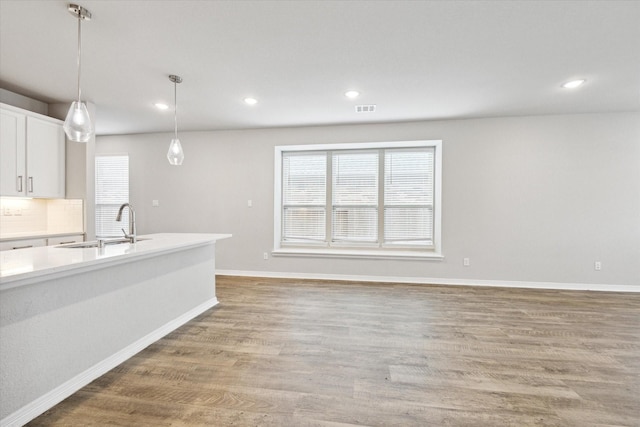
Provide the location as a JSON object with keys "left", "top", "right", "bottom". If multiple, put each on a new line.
{"left": 57, "top": 242, "right": 105, "bottom": 249}
{"left": 56, "top": 237, "right": 150, "bottom": 249}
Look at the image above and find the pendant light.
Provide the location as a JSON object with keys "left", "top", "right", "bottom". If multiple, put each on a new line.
{"left": 167, "top": 74, "right": 184, "bottom": 166}
{"left": 63, "top": 4, "right": 93, "bottom": 143}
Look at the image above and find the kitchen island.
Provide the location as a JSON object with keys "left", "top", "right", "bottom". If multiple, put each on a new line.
{"left": 0, "top": 233, "right": 231, "bottom": 426}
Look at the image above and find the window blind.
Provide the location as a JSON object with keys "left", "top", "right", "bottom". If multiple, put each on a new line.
{"left": 278, "top": 141, "right": 439, "bottom": 252}
{"left": 282, "top": 152, "right": 326, "bottom": 242}
{"left": 95, "top": 155, "right": 129, "bottom": 238}
{"left": 384, "top": 148, "right": 434, "bottom": 246}
{"left": 332, "top": 151, "right": 378, "bottom": 243}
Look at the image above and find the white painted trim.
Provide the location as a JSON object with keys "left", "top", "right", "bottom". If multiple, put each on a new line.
{"left": 433, "top": 140, "right": 442, "bottom": 255}
{"left": 272, "top": 248, "right": 444, "bottom": 260}
{"left": 274, "top": 146, "right": 283, "bottom": 252}
{"left": 0, "top": 298, "right": 219, "bottom": 427}
{"left": 216, "top": 270, "right": 640, "bottom": 293}
{"left": 277, "top": 140, "right": 440, "bottom": 152}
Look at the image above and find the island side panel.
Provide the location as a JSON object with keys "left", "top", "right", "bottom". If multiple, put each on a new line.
{"left": 0, "top": 242, "right": 218, "bottom": 423}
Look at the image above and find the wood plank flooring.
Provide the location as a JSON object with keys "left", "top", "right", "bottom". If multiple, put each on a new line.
{"left": 29, "top": 276, "right": 640, "bottom": 426}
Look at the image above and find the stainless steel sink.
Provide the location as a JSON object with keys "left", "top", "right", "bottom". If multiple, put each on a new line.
{"left": 57, "top": 242, "right": 106, "bottom": 249}
{"left": 56, "top": 237, "right": 150, "bottom": 249}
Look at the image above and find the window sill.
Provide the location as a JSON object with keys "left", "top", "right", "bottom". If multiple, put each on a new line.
{"left": 272, "top": 248, "right": 444, "bottom": 260}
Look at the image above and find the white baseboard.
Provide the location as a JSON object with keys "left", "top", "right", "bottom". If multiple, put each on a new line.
{"left": 1, "top": 298, "right": 219, "bottom": 427}
{"left": 216, "top": 270, "right": 639, "bottom": 293}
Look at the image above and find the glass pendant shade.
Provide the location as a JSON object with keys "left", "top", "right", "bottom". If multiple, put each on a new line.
{"left": 63, "top": 101, "right": 93, "bottom": 143}
{"left": 167, "top": 74, "right": 184, "bottom": 165}
{"left": 167, "top": 138, "right": 184, "bottom": 165}
{"left": 66, "top": 4, "right": 93, "bottom": 143}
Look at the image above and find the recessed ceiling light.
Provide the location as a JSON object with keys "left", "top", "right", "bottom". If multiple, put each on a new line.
{"left": 345, "top": 90, "right": 360, "bottom": 99}
{"left": 562, "top": 79, "right": 586, "bottom": 89}
{"left": 244, "top": 97, "right": 258, "bottom": 105}
{"left": 154, "top": 103, "right": 169, "bottom": 110}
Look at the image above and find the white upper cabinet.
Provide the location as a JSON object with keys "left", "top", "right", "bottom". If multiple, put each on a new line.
{"left": 0, "top": 103, "right": 65, "bottom": 198}
{"left": 26, "top": 116, "right": 66, "bottom": 197}
{"left": 0, "top": 108, "right": 26, "bottom": 196}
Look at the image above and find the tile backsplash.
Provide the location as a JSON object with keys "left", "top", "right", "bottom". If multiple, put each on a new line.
{"left": 0, "top": 198, "right": 84, "bottom": 237}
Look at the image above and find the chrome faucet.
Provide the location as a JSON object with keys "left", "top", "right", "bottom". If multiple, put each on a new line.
{"left": 116, "top": 203, "right": 137, "bottom": 243}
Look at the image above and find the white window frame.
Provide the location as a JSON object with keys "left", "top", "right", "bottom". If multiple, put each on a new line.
{"left": 273, "top": 140, "right": 443, "bottom": 260}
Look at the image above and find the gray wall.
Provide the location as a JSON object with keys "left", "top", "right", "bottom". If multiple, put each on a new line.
{"left": 49, "top": 102, "right": 97, "bottom": 240}
{"left": 96, "top": 112, "right": 640, "bottom": 288}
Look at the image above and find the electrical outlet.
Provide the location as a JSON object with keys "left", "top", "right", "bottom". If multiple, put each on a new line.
{"left": 594, "top": 261, "right": 602, "bottom": 271}
{"left": 463, "top": 257, "right": 470, "bottom": 267}
{"left": 248, "top": 200, "right": 253, "bottom": 208}
{"left": 263, "top": 252, "right": 269, "bottom": 260}
{"left": 152, "top": 200, "right": 159, "bottom": 207}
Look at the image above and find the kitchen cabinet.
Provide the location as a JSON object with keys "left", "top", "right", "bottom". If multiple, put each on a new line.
{"left": 47, "top": 234, "right": 85, "bottom": 246}
{"left": 0, "top": 108, "right": 25, "bottom": 196}
{"left": 0, "top": 234, "right": 85, "bottom": 251}
{"left": 0, "top": 238, "right": 47, "bottom": 251}
{"left": 0, "top": 103, "right": 65, "bottom": 198}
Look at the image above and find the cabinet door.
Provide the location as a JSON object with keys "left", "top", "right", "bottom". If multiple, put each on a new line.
{"left": 47, "top": 234, "right": 85, "bottom": 246}
{"left": 0, "top": 108, "right": 26, "bottom": 196}
{"left": 0, "top": 238, "right": 47, "bottom": 251}
{"left": 26, "top": 116, "right": 65, "bottom": 198}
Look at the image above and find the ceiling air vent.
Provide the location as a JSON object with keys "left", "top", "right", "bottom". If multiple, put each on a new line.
{"left": 355, "top": 104, "right": 376, "bottom": 113}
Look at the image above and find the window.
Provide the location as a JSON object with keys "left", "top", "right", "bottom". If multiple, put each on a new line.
{"left": 274, "top": 140, "right": 442, "bottom": 259}
{"left": 95, "top": 154, "right": 129, "bottom": 237}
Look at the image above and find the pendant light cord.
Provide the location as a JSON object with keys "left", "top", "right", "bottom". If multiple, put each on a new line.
{"left": 76, "top": 15, "right": 82, "bottom": 103}
{"left": 174, "top": 79, "right": 178, "bottom": 139}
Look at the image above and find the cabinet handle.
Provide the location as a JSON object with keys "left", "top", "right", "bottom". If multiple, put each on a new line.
{"left": 59, "top": 241, "right": 76, "bottom": 245}
{"left": 12, "top": 245, "right": 33, "bottom": 250}
{"left": 17, "top": 175, "right": 23, "bottom": 192}
{"left": 28, "top": 177, "right": 33, "bottom": 193}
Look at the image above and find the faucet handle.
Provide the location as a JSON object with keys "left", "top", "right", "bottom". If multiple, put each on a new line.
{"left": 121, "top": 228, "right": 137, "bottom": 243}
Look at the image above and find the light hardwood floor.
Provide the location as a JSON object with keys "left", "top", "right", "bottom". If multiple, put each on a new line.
{"left": 29, "top": 276, "right": 640, "bottom": 426}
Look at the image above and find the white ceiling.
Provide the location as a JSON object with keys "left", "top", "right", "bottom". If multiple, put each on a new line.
{"left": 1, "top": 0, "right": 639, "bottom": 136}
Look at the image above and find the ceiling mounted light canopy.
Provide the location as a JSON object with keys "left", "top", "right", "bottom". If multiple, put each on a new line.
{"left": 63, "top": 3, "right": 93, "bottom": 143}
{"left": 345, "top": 90, "right": 360, "bottom": 99}
{"left": 167, "top": 74, "right": 184, "bottom": 166}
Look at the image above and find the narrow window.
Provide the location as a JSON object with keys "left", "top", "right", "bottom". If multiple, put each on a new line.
{"left": 332, "top": 150, "right": 379, "bottom": 244}
{"left": 282, "top": 152, "right": 326, "bottom": 244}
{"left": 95, "top": 154, "right": 129, "bottom": 238}
{"left": 384, "top": 147, "right": 435, "bottom": 247}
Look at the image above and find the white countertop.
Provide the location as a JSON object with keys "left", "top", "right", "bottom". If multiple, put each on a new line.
{"left": 0, "top": 233, "right": 231, "bottom": 289}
